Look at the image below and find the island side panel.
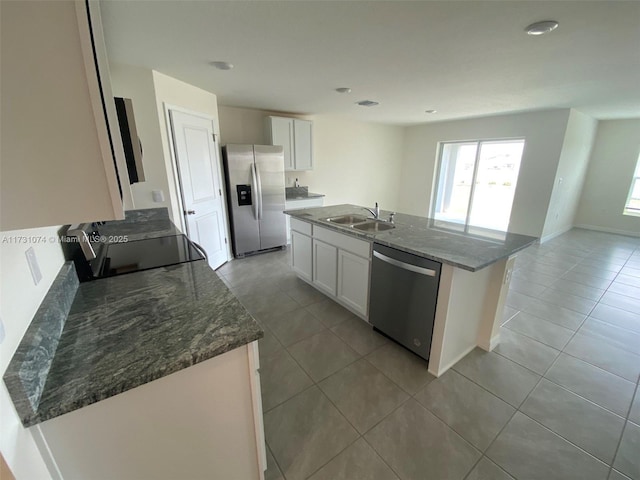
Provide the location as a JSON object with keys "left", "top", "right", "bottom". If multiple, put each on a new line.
{"left": 248, "top": 341, "right": 267, "bottom": 480}
{"left": 477, "top": 256, "right": 515, "bottom": 351}
{"left": 429, "top": 258, "right": 511, "bottom": 377}
{"left": 34, "top": 345, "right": 261, "bottom": 480}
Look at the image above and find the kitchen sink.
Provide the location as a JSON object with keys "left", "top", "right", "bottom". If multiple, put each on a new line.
{"left": 325, "top": 214, "right": 369, "bottom": 225}
{"left": 353, "top": 221, "right": 395, "bottom": 233}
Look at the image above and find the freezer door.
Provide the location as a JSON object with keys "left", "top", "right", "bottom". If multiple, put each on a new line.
{"left": 254, "top": 145, "right": 287, "bottom": 250}
{"left": 222, "top": 145, "right": 260, "bottom": 256}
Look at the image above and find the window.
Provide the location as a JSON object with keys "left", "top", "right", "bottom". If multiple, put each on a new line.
{"left": 432, "top": 139, "right": 525, "bottom": 232}
{"left": 623, "top": 154, "right": 640, "bottom": 216}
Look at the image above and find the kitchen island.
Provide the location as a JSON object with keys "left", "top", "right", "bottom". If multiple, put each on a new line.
{"left": 285, "top": 204, "right": 537, "bottom": 377}
{"left": 3, "top": 211, "right": 266, "bottom": 480}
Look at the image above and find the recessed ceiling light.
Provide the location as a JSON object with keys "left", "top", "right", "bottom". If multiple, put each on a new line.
{"left": 425, "top": 109, "right": 437, "bottom": 114}
{"left": 525, "top": 20, "right": 559, "bottom": 36}
{"left": 356, "top": 100, "right": 379, "bottom": 107}
{"left": 210, "top": 61, "right": 234, "bottom": 70}
{"left": 335, "top": 87, "right": 352, "bottom": 94}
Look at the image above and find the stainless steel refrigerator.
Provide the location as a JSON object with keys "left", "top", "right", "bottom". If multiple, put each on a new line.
{"left": 222, "top": 144, "right": 287, "bottom": 257}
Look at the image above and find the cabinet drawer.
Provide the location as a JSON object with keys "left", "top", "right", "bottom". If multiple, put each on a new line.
{"left": 290, "top": 218, "right": 312, "bottom": 235}
{"left": 313, "top": 225, "right": 371, "bottom": 259}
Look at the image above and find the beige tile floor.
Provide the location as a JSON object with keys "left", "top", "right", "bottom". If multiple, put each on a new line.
{"left": 216, "top": 228, "right": 640, "bottom": 480}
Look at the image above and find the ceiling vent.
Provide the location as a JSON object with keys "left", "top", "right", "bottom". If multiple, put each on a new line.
{"left": 356, "top": 100, "right": 379, "bottom": 107}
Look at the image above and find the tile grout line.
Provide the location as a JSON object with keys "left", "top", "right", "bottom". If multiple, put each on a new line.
{"left": 475, "top": 319, "right": 571, "bottom": 478}
{"left": 259, "top": 239, "right": 640, "bottom": 479}
{"left": 477, "top": 243, "right": 626, "bottom": 477}
{"left": 605, "top": 249, "right": 640, "bottom": 480}
{"left": 607, "top": 381, "right": 639, "bottom": 480}
{"left": 283, "top": 332, "right": 408, "bottom": 479}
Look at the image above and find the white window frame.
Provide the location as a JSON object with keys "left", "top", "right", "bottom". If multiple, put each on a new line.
{"left": 623, "top": 153, "right": 640, "bottom": 217}
{"left": 430, "top": 138, "right": 525, "bottom": 231}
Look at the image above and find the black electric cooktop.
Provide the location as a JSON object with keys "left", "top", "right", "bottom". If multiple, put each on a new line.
{"left": 97, "top": 234, "right": 205, "bottom": 279}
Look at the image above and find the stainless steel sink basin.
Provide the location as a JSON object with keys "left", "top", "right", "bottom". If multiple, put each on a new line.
{"left": 353, "top": 221, "right": 396, "bottom": 233}
{"left": 325, "top": 214, "right": 368, "bottom": 225}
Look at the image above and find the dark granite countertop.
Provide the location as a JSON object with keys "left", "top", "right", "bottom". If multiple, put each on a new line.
{"left": 35, "top": 261, "right": 260, "bottom": 426}
{"left": 285, "top": 186, "right": 325, "bottom": 200}
{"left": 4, "top": 208, "right": 262, "bottom": 427}
{"left": 97, "top": 207, "right": 180, "bottom": 241}
{"left": 285, "top": 192, "right": 325, "bottom": 200}
{"left": 285, "top": 204, "right": 538, "bottom": 272}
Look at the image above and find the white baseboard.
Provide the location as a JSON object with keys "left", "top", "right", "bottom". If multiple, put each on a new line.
{"left": 428, "top": 343, "right": 476, "bottom": 378}
{"left": 477, "top": 333, "right": 500, "bottom": 352}
{"left": 540, "top": 225, "right": 573, "bottom": 243}
{"left": 573, "top": 224, "right": 640, "bottom": 238}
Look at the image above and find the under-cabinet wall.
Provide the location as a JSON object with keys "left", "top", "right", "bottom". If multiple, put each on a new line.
{"left": 1, "top": 0, "right": 131, "bottom": 231}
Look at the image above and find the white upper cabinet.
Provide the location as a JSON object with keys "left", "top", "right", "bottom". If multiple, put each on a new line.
{"left": 0, "top": 0, "right": 131, "bottom": 231}
{"left": 266, "top": 117, "right": 295, "bottom": 170}
{"left": 292, "top": 119, "right": 313, "bottom": 171}
{"left": 265, "top": 116, "right": 313, "bottom": 171}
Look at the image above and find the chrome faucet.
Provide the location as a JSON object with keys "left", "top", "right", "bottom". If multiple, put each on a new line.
{"left": 363, "top": 202, "right": 380, "bottom": 219}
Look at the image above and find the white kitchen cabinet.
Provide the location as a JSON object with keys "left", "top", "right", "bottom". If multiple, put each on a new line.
{"left": 265, "top": 116, "right": 313, "bottom": 171}
{"left": 267, "top": 116, "right": 295, "bottom": 170}
{"left": 291, "top": 230, "right": 313, "bottom": 282}
{"left": 0, "top": 0, "right": 132, "bottom": 231}
{"left": 337, "top": 249, "right": 370, "bottom": 317}
{"left": 285, "top": 196, "right": 325, "bottom": 244}
{"left": 313, "top": 239, "right": 338, "bottom": 296}
{"left": 293, "top": 119, "right": 313, "bottom": 170}
{"left": 288, "top": 219, "right": 371, "bottom": 319}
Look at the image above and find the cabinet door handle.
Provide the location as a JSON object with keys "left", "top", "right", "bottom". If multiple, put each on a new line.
{"left": 185, "top": 210, "right": 196, "bottom": 215}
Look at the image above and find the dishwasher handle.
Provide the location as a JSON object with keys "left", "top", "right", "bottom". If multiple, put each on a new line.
{"left": 373, "top": 250, "right": 436, "bottom": 277}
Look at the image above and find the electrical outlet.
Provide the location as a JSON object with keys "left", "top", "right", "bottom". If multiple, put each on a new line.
{"left": 25, "top": 247, "right": 42, "bottom": 286}
{"left": 504, "top": 267, "right": 513, "bottom": 285}
{"left": 152, "top": 190, "right": 165, "bottom": 203}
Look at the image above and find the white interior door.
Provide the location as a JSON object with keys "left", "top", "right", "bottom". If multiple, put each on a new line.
{"left": 169, "top": 110, "right": 229, "bottom": 270}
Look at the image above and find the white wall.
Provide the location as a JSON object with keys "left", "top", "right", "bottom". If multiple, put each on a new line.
{"left": 107, "top": 66, "right": 222, "bottom": 227}
{"left": 575, "top": 119, "right": 640, "bottom": 236}
{"left": 110, "top": 64, "right": 172, "bottom": 214}
{"left": 218, "top": 106, "right": 405, "bottom": 210}
{"left": 218, "top": 105, "right": 307, "bottom": 145}
{"left": 0, "top": 228, "right": 65, "bottom": 480}
{"left": 152, "top": 71, "right": 221, "bottom": 230}
{"left": 398, "top": 109, "right": 571, "bottom": 237}
{"left": 541, "top": 110, "right": 598, "bottom": 241}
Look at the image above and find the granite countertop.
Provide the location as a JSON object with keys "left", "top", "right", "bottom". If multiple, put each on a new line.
{"left": 285, "top": 204, "right": 538, "bottom": 272}
{"left": 97, "top": 207, "right": 180, "bottom": 241}
{"left": 285, "top": 186, "right": 325, "bottom": 200}
{"left": 4, "top": 208, "right": 262, "bottom": 427}
{"left": 286, "top": 192, "right": 325, "bottom": 200}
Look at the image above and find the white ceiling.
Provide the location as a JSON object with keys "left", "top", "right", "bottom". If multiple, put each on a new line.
{"left": 101, "top": 0, "right": 640, "bottom": 125}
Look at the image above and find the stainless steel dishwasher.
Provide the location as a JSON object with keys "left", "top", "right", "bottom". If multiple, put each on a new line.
{"left": 369, "top": 243, "right": 442, "bottom": 360}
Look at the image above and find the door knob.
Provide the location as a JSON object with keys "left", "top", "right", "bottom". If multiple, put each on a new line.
{"left": 185, "top": 210, "right": 196, "bottom": 215}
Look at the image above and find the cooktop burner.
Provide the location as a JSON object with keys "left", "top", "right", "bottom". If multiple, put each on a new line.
{"left": 97, "top": 234, "right": 205, "bottom": 279}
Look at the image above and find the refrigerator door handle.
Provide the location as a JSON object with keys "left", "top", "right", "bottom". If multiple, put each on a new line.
{"left": 250, "top": 162, "right": 259, "bottom": 220}
{"left": 255, "top": 162, "right": 264, "bottom": 220}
